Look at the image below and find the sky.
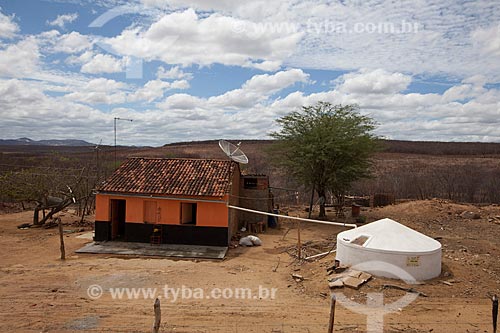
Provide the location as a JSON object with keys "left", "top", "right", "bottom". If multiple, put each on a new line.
{"left": 0, "top": 0, "right": 499, "bottom": 146}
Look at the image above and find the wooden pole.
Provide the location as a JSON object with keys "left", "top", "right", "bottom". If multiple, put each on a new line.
{"left": 58, "top": 218, "right": 65, "bottom": 260}
{"left": 153, "top": 297, "right": 161, "bottom": 333}
{"left": 308, "top": 185, "right": 315, "bottom": 219}
{"left": 297, "top": 221, "right": 301, "bottom": 260}
{"left": 114, "top": 117, "right": 117, "bottom": 168}
{"left": 328, "top": 294, "right": 336, "bottom": 333}
{"left": 493, "top": 295, "right": 498, "bottom": 333}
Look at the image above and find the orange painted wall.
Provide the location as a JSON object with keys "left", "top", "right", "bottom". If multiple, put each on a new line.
{"left": 124, "top": 196, "right": 143, "bottom": 222}
{"left": 95, "top": 193, "right": 228, "bottom": 227}
{"left": 196, "top": 201, "right": 228, "bottom": 227}
{"left": 157, "top": 200, "right": 181, "bottom": 224}
{"left": 95, "top": 194, "right": 109, "bottom": 221}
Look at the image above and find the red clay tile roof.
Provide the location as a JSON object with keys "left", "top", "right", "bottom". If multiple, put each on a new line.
{"left": 98, "top": 158, "right": 238, "bottom": 197}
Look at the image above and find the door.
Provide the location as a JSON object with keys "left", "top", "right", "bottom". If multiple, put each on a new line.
{"left": 110, "top": 199, "right": 126, "bottom": 240}
{"left": 144, "top": 201, "right": 158, "bottom": 224}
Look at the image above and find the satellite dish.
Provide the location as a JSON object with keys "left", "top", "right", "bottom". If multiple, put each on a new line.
{"left": 219, "top": 139, "right": 249, "bottom": 164}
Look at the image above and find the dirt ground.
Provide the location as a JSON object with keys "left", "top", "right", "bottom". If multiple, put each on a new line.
{"left": 0, "top": 200, "right": 498, "bottom": 332}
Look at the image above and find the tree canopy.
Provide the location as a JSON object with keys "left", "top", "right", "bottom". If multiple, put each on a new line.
{"left": 270, "top": 102, "right": 379, "bottom": 217}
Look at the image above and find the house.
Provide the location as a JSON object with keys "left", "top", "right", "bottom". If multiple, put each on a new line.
{"left": 94, "top": 157, "right": 240, "bottom": 247}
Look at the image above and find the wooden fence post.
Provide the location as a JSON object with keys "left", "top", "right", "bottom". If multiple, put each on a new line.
{"left": 493, "top": 295, "right": 498, "bottom": 333}
{"left": 58, "top": 218, "right": 65, "bottom": 260}
{"left": 297, "top": 221, "right": 301, "bottom": 260}
{"left": 153, "top": 297, "right": 161, "bottom": 333}
{"left": 328, "top": 294, "right": 336, "bottom": 333}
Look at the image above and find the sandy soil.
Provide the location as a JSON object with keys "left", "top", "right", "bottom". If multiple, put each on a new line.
{"left": 0, "top": 200, "right": 498, "bottom": 332}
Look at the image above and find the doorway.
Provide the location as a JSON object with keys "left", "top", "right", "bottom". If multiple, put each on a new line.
{"left": 110, "top": 199, "right": 126, "bottom": 240}
{"left": 181, "top": 202, "right": 197, "bottom": 225}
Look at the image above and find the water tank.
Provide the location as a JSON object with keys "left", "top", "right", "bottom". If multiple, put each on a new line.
{"left": 336, "top": 218, "right": 441, "bottom": 281}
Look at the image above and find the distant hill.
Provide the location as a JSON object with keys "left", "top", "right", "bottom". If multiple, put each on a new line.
{"left": 164, "top": 139, "right": 500, "bottom": 156}
{"left": 381, "top": 140, "right": 500, "bottom": 155}
{"left": 0, "top": 137, "right": 94, "bottom": 147}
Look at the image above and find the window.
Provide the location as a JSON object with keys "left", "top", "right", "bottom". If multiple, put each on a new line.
{"left": 350, "top": 235, "right": 370, "bottom": 246}
{"left": 243, "top": 178, "right": 258, "bottom": 189}
{"left": 181, "top": 203, "right": 197, "bottom": 225}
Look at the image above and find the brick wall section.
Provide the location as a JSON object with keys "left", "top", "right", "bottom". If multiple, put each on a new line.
{"left": 239, "top": 176, "right": 272, "bottom": 227}
{"left": 227, "top": 166, "right": 241, "bottom": 238}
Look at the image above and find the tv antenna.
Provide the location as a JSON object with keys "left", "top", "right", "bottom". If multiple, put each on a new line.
{"left": 114, "top": 117, "right": 133, "bottom": 167}
{"left": 94, "top": 139, "right": 102, "bottom": 181}
{"left": 218, "top": 140, "right": 249, "bottom": 164}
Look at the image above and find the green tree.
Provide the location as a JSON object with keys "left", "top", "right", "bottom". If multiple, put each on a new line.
{"left": 270, "top": 102, "right": 379, "bottom": 218}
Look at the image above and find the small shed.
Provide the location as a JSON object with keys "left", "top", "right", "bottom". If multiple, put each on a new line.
{"left": 336, "top": 218, "right": 442, "bottom": 281}
{"left": 238, "top": 174, "right": 273, "bottom": 228}
{"left": 94, "top": 158, "right": 240, "bottom": 247}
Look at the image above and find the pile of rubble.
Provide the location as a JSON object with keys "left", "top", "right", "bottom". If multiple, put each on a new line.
{"left": 327, "top": 267, "right": 372, "bottom": 289}
{"left": 487, "top": 216, "right": 500, "bottom": 225}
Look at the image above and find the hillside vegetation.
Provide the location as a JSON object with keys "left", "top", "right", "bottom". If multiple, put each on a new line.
{"left": 1, "top": 139, "right": 500, "bottom": 205}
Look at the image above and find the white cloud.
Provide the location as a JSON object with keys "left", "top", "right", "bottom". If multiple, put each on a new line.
{"left": 0, "top": 78, "right": 106, "bottom": 141}
{"left": 0, "top": 79, "right": 46, "bottom": 106}
{"left": 105, "top": 9, "right": 302, "bottom": 71}
{"left": 3, "top": 1, "right": 500, "bottom": 145}
{"left": 66, "top": 50, "right": 94, "bottom": 65}
{"left": 64, "top": 78, "right": 127, "bottom": 104}
{"left": 463, "top": 75, "right": 488, "bottom": 87}
{"left": 54, "top": 31, "right": 92, "bottom": 53}
{"left": 40, "top": 1, "right": 500, "bottom": 79}
{"left": 134, "top": 1, "right": 500, "bottom": 80}
{"left": 47, "top": 13, "right": 78, "bottom": 29}
{"left": 129, "top": 79, "right": 189, "bottom": 102}
{"left": 252, "top": 60, "right": 284, "bottom": 72}
{"left": 0, "top": 37, "right": 39, "bottom": 77}
{"left": 65, "top": 90, "right": 127, "bottom": 105}
{"left": 80, "top": 53, "right": 124, "bottom": 74}
{"left": 335, "top": 69, "right": 412, "bottom": 94}
{"left": 141, "top": 0, "right": 240, "bottom": 12}
{"left": 84, "top": 78, "right": 126, "bottom": 92}
{"left": 159, "top": 93, "right": 204, "bottom": 110}
{"left": 158, "top": 68, "right": 309, "bottom": 110}
{"left": 218, "top": 0, "right": 500, "bottom": 80}
{"left": 442, "top": 84, "right": 477, "bottom": 102}
{"left": 2, "top": 66, "right": 500, "bottom": 146}
{"left": 140, "top": 0, "right": 288, "bottom": 21}
{"left": 54, "top": 75, "right": 189, "bottom": 106}
{"left": 471, "top": 25, "right": 500, "bottom": 57}
{"left": 129, "top": 80, "right": 170, "bottom": 102}
{"left": 150, "top": 68, "right": 500, "bottom": 143}
{"left": 0, "top": 9, "right": 19, "bottom": 39}
{"left": 170, "top": 79, "right": 190, "bottom": 89}
{"left": 156, "top": 65, "right": 193, "bottom": 80}
{"left": 244, "top": 69, "right": 309, "bottom": 92}
{"left": 208, "top": 68, "right": 309, "bottom": 108}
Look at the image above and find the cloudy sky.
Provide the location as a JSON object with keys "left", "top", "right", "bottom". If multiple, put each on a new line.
{"left": 0, "top": 0, "right": 499, "bottom": 146}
